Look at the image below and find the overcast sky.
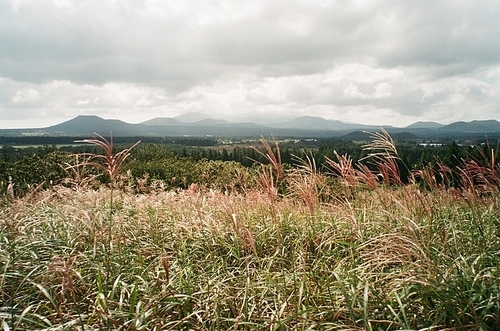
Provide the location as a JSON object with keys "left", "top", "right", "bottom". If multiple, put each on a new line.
{"left": 1, "top": 0, "right": 500, "bottom": 128}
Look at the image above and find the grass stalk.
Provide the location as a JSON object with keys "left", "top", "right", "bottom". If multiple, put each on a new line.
{"left": 73, "top": 133, "right": 140, "bottom": 289}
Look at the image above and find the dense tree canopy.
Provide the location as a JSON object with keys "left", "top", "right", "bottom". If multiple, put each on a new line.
{"left": 1, "top": 137, "right": 497, "bottom": 196}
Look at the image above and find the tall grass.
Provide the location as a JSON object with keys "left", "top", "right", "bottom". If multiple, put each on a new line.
{"left": 71, "top": 133, "right": 140, "bottom": 294}
{"left": 251, "top": 137, "right": 284, "bottom": 222}
{"left": 1, "top": 132, "right": 499, "bottom": 330}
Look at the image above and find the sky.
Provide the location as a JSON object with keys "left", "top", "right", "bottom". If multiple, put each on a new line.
{"left": 1, "top": 0, "right": 500, "bottom": 129}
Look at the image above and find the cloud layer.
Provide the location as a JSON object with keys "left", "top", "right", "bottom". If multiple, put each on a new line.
{"left": 1, "top": 0, "right": 499, "bottom": 128}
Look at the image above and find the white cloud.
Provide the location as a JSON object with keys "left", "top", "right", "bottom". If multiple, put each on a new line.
{"left": 1, "top": 0, "right": 500, "bottom": 128}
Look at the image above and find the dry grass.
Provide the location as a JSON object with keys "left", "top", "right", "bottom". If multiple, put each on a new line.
{"left": 2, "top": 179, "right": 499, "bottom": 329}
{"left": 287, "top": 152, "right": 326, "bottom": 216}
{"left": 251, "top": 137, "right": 285, "bottom": 222}
{"left": 1, "top": 131, "right": 500, "bottom": 329}
{"left": 73, "top": 133, "right": 141, "bottom": 186}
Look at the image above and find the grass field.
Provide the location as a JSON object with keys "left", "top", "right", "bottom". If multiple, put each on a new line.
{"left": 1, "top": 134, "right": 499, "bottom": 330}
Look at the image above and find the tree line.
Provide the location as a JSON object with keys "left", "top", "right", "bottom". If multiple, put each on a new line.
{"left": 0, "top": 137, "right": 497, "bottom": 196}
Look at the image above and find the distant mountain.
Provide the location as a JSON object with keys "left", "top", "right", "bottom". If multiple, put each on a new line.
{"left": 405, "top": 121, "right": 444, "bottom": 129}
{"left": 229, "top": 114, "right": 295, "bottom": 126}
{"left": 276, "top": 116, "right": 382, "bottom": 131}
{"left": 141, "top": 117, "right": 182, "bottom": 126}
{"left": 33, "top": 115, "right": 280, "bottom": 137}
{"left": 189, "top": 118, "right": 230, "bottom": 126}
{"left": 441, "top": 120, "right": 500, "bottom": 132}
{"left": 142, "top": 117, "right": 231, "bottom": 127}
{"left": 174, "top": 112, "right": 213, "bottom": 123}
{"left": 47, "top": 115, "right": 139, "bottom": 135}
{"left": 1, "top": 115, "right": 500, "bottom": 140}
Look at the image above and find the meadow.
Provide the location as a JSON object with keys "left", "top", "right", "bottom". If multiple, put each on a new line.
{"left": 1, "top": 132, "right": 499, "bottom": 330}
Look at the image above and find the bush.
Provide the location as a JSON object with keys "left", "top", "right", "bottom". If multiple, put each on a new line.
{"left": 4, "top": 150, "right": 70, "bottom": 194}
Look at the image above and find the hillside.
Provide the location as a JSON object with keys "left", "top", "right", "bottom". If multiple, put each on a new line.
{"left": 47, "top": 115, "right": 146, "bottom": 135}
{"left": 174, "top": 111, "right": 213, "bottom": 122}
{"left": 442, "top": 119, "right": 500, "bottom": 132}
{"left": 275, "top": 115, "right": 382, "bottom": 131}
{"left": 405, "top": 121, "right": 444, "bottom": 129}
{"left": 1, "top": 115, "right": 500, "bottom": 140}
{"left": 2, "top": 136, "right": 499, "bottom": 329}
{"left": 141, "top": 117, "right": 182, "bottom": 126}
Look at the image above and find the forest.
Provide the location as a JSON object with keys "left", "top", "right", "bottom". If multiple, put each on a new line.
{"left": 0, "top": 134, "right": 490, "bottom": 196}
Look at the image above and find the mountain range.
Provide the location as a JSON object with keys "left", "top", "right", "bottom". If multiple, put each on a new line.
{"left": 2, "top": 113, "right": 500, "bottom": 140}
